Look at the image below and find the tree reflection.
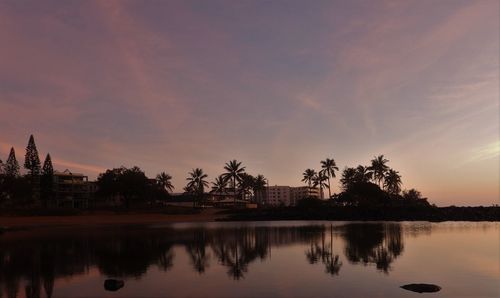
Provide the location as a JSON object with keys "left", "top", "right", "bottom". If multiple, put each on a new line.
{"left": 305, "top": 226, "right": 342, "bottom": 275}
{"left": 185, "top": 229, "right": 210, "bottom": 274}
{"left": 0, "top": 223, "right": 407, "bottom": 296}
{"left": 340, "top": 223, "right": 404, "bottom": 273}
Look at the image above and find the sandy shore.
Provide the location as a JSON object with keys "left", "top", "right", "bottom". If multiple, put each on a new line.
{"left": 0, "top": 208, "right": 225, "bottom": 229}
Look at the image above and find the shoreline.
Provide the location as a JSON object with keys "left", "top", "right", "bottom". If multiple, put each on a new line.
{"left": 0, "top": 208, "right": 225, "bottom": 230}
{"left": 1, "top": 206, "right": 498, "bottom": 230}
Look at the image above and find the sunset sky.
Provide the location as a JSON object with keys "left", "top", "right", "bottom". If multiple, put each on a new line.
{"left": 0, "top": 0, "right": 498, "bottom": 206}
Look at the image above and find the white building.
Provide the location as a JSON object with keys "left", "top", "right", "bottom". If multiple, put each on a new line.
{"left": 266, "top": 185, "right": 320, "bottom": 206}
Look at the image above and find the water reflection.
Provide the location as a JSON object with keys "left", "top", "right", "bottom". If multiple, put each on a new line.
{"left": 305, "top": 227, "right": 342, "bottom": 275}
{"left": 0, "top": 223, "right": 409, "bottom": 296}
{"left": 340, "top": 223, "right": 404, "bottom": 273}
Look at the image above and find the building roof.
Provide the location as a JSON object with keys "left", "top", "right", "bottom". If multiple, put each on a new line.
{"left": 54, "top": 169, "right": 86, "bottom": 177}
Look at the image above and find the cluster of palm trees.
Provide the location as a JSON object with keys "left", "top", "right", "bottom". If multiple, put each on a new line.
{"left": 156, "top": 160, "right": 267, "bottom": 205}
{"left": 302, "top": 155, "right": 403, "bottom": 198}
{"left": 302, "top": 158, "right": 340, "bottom": 199}
{"left": 339, "top": 155, "right": 402, "bottom": 195}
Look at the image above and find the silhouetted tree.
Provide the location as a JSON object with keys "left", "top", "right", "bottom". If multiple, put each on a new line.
{"left": 211, "top": 175, "right": 228, "bottom": 193}
{"left": 313, "top": 171, "right": 329, "bottom": 199}
{"left": 340, "top": 167, "right": 356, "bottom": 191}
{"left": 368, "top": 155, "right": 389, "bottom": 187}
{"left": 41, "top": 154, "right": 54, "bottom": 207}
{"left": 238, "top": 173, "right": 255, "bottom": 201}
{"left": 120, "top": 167, "right": 150, "bottom": 208}
{"left": 4, "top": 148, "right": 20, "bottom": 177}
{"left": 222, "top": 160, "right": 245, "bottom": 204}
{"left": 156, "top": 172, "right": 174, "bottom": 192}
{"left": 24, "top": 135, "right": 41, "bottom": 204}
{"left": 354, "top": 165, "right": 373, "bottom": 183}
{"left": 402, "top": 189, "right": 418, "bottom": 199}
{"left": 252, "top": 174, "right": 267, "bottom": 203}
{"left": 24, "top": 135, "right": 41, "bottom": 175}
{"left": 96, "top": 166, "right": 151, "bottom": 208}
{"left": 302, "top": 168, "right": 316, "bottom": 190}
{"left": 186, "top": 168, "right": 209, "bottom": 207}
{"left": 384, "top": 169, "right": 402, "bottom": 195}
{"left": 321, "top": 158, "right": 339, "bottom": 199}
{"left": 340, "top": 166, "right": 373, "bottom": 191}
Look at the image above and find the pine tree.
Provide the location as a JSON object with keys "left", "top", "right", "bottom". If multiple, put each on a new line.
{"left": 5, "top": 147, "right": 20, "bottom": 177}
{"left": 0, "top": 158, "right": 4, "bottom": 175}
{"left": 41, "top": 153, "right": 54, "bottom": 206}
{"left": 42, "top": 154, "right": 54, "bottom": 176}
{"left": 24, "top": 134, "right": 41, "bottom": 176}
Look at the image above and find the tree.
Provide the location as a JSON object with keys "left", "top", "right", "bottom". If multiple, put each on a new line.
{"left": 340, "top": 166, "right": 373, "bottom": 191}
{"left": 0, "top": 158, "right": 4, "bottom": 175}
{"left": 402, "top": 189, "right": 422, "bottom": 200}
{"left": 222, "top": 160, "right": 246, "bottom": 204}
{"left": 119, "top": 167, "right": 150, "bottom": 208}
{"left": 24, "top": 134, "right": 41, "bottom": 176}
{"left": 186, "top": 168, "right": 209, "bottom": 207}
{"left": 302, "top": 169, "right": 316, "bottom": 190}
{"left": 238, "top": 173, "right": 255, "bottom": 201}
{"left": 354, "top": 165, "right": 373, "bottom": 184}
{"left": 42, "top": 154, "right": 54, "bottom": 175}
{"left": 24, "top": 135, "right": 41, "bottom": 204}
{"left": 156, "top": 172, "right": 174, "bottom": 192}
{"left": 368, "top": 155, "right": 389, "bottom": 187}
{"left": 96, "top": 166, "right": 150, "bottom": 208}
{"left": 313, "top": 171, "right": 329, "bottom": 199}
{"left": 384, "top": 169, "right": 402, "bottom": 195}
{"left": 321, "top": 158, "right": 339, "bottom": 199}
{"left": 41, "top": 154, "right": 54, "bottom": 206}
{"left": 340, "top": 167, "right": 357, "bottom": 191}
{"left": 252, "top": 174, "right": 267, "bottom": 204}
{"left": 4, "top": 147, "right": 20, "bottom": 177}
{"left": 211, "top": 175, "right": 228, "bottom": 194}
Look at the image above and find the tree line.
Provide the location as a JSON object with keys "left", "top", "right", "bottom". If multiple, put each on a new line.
{"left": 302, "top": 155, "right": 429, "bottom": 207}
{"left": 0, "top": 135, "right": 55, "bottom": 207}
{"left": 1, "top": 134, "right": 428, "bottom": 210}
{"left": 96, "top": 159, "right": 268, "bottom": 208}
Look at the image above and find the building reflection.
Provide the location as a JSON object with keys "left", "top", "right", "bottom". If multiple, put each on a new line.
{"left": 0, "top": 223, "right": 410, "bottom": 297}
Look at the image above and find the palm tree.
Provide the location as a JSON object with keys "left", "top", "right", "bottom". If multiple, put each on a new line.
{"left": 321, "top": 158, "right": 339, "bottom": 199}
{"left": 302, "top": 169, "right": 317, "bottom": 190}
{"left": 156, "top": 172, "right": 174, "bottom": 192}
{"left": 238, "top": 173, "right": 255, "bottom": 201}
{"left": 223, "top": 160, "right": 246, "bottom": 204}
{"left": 252, "top": 174, "right": 267, "bottom": 204}
{"left": 340, "top": 167, "right": 357, "bottom": 190}
{"left": 354, "top": 165, "right": 373, "bottom": 183}
{"left": 384, "top": 169, "right": 402, "bottom": 195}
{"left": 313, "top": 171, "right": 329, "bottom": 199}
{"left": 186, "top": 168, "right": 209, "bottom": 207}
{"left": 368, "top": 155, "right": 389, "bottom": 188}
{"left": 211, "top": 175, "right": 228, "bottom": 194}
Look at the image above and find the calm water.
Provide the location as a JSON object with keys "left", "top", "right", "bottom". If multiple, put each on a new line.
{"left": 0, "top": 221, "right": 498, "bottom": 298}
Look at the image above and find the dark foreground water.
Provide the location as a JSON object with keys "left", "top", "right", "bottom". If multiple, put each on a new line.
{"left": 0, "top": 221, "right": 498, "bottom": 298}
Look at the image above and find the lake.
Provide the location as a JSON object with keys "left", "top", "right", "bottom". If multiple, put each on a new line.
{"left": 0, "top": 221, "right": 498, "bottom": 297}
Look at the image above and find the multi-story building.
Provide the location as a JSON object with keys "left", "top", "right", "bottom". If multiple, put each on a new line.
{"left": 266, "top": 185, "right": 320, "bottom": 206}
{"left": 290, "top": 186, "right": 321, "bottom": 202}
{"left": 51, "top": 170, "right": 90, "bottom": 208}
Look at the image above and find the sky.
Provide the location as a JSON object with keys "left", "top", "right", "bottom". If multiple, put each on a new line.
{"left": 0, "top": 0, "right": 498, "bottom": 206}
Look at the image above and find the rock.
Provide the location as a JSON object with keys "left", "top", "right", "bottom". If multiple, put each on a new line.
{"left": 104, "top": 279, "right": 124, "bottom": 291}
{"left": 401, "top": 283, "right": 441, "bottom": 293}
